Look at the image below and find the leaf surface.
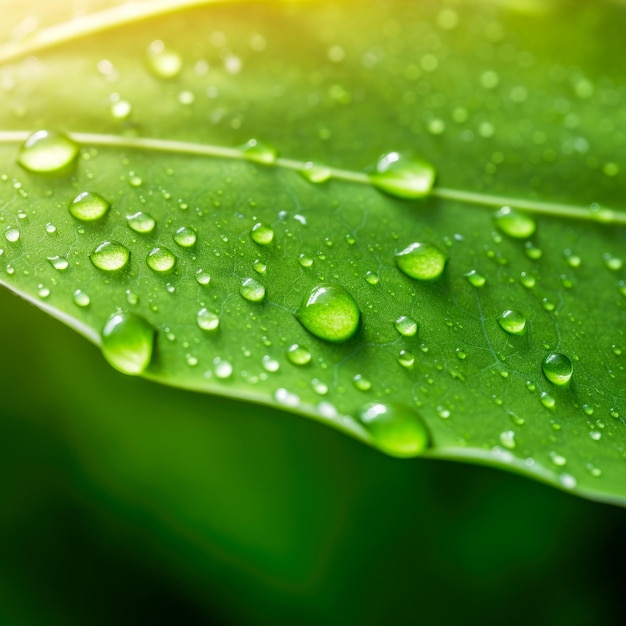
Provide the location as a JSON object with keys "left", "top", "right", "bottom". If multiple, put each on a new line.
{"left": 1, "top": 0, "right": 625, "bottom": 503}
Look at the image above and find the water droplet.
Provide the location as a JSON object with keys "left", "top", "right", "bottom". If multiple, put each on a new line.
{"left": 101, "top": 312, "right": 155, "bottom": 375}
{"left": 559, "top": 473, "right": 577, "bottom": 490}
{"left": 147, "top": 247, "right": 176, "bottom": 272}
{"left": 494, "top": 206, "right": 536, "bottom": 238}
{"left": 146, "top": 40, "right": 182, "bottom": 78}
{"left": 312, "top": 379, "right": 328, "bottom": 395}
{"left": 464, "top": 269, "right": 486, "bottom": 287}
{"left": 196, "top": 307, "right": 219, "bottom": 331}
{"left": 542, "top": 353, "right": 573, "bottom": 386}
{"left": 173, "top": 226, "right": 197, "bottom": 247}
{"left": 524, "top": 242, "right": 542, "bottom": 260}
{"left": 195, "top": 269, "right": 211, "bottom": 285}
{"left": 90, "top": 241, "right": 130, "bottom": 271}
{"left": 298, "top": 254, "right": 313, "bottom": 268}
{"left": 213, "top": 357, "right": 233, "bottom": 379}
{"left": 47, "top": 255, "right": 68, "bottom": 271}
{"left": 540, "top": 392, "right": 556, "bottom": 409}
{"left": 110, "top": 99, "right": 132, "bottom": 119}
{"left": 70, "top": 191, "right": 110, "bottom": 221}
{"left": 286, "top": 344, "right": 311, "bottom": 365}
{"left": 357, "top": 402, "right": 430, "bottom": 458}
{"left": 240, "top": 277, "right": 266, "bottom": 302}
{"left": 603, "top": 253, "right": 623, "bottom": 271}
{"left": 253, "top": 260, "right": 267, "bottom": 274}
{"left": 300, "top": 162, "right": 331, "bottom": 183}
{"left": 17, "top": 130, "right": 79, "bottom": 173}
{"left": 296, "top": 283, "right": 360, "bottom": 342}
{"left": 365, "top": 271, "right": 379, "bottom": 285}
{"left": 262, "top": 355, "right": 280, "bottom": 373}
{"left": 499, "top": 430, "right": 516, "bottom": 450}
{"left": 72, "top": 289, "right": 90, "bottom": 307}
{"left": 5, "top": 227, "right": 20, "bottom": 243}
{"left": 395, "top": 242, "right": 447, "bottom": 280}
{"left": 352, "top": 374, "right": 372, "bottom": 391}
{"left": 250, "top": 222, "right": 274, "bottom": 245}
{"left": 241, "top": 139, "right": 277, "bottom": 164}
{"left": 398, "top": 350, "right": 415, "bottom": 368}
{"left": 520, "top": 272, "right": 536, "bottom": 288}
{"left": 369, "top": 151, "right": 436, "bottom": 199}
{"left": 498, "top": 310, "right": 526, "bottom": 335}
{"left": 394, "top": 315, "right": 418, "bottom": 337}
{"left": 45, "top": 222, "right": 57, "bottom": 234}
{"left": 126, "top": 211, "right": 156, "bottom": 234}
{"left": 38, "top": 285, "right": 50, "bottom": 299}
{"left": 549, "top": 451, "right": 567, "bottom": 466}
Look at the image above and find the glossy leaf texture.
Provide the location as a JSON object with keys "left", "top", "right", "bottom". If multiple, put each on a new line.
{"left": 1, "top": 0, "right": 625, "bottom": 503}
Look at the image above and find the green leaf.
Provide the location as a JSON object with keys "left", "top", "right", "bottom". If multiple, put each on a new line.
{"left": 1, "top": 0, "right": 625, "bottom": 504}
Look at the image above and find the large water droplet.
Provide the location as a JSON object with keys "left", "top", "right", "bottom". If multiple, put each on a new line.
{"left": 297, "top": 283, "right": 360, "bottom": 342}
{"left": 498, "top": 310, "right": 526, "bottom": 335}
{"left": 126, "top": 211, "right": 156, "bottom": 234}
{"left": 494, "top": 206, "right": 536, "bottom": 238}
{"left": 173, "top": 226, "right": 196, "bottom": 248}
{"left": 5, "top": 227, "right": 20, "bottom": 243}
{"left": 357, "top": 402, "right": 430, "bottom": 458}
{"left": 147, "top": 247, "right": 176, "bottom": 272}
{"left": 101, "top": 312, "right": 155, "bottom": 375}
{"left": 250, "top": 222, "right": 274, "bottom": 245}
{"left": 17, "top": 130, "right": 79, "bottom": 173}
{"left": 369, "top": 152, "right": 436, "bottom": 199}
{"left": 542, "top": 353, "right": 573, "bottom": 385}
{"left": 70, "top": 191, "right": 110, "bottom": 221}
{"left": 90, "top": 241, "right": 130, "bottom": 271}
{"left": 241, "top": 139, "right": 277, "bottom": 164}
{"left": 395, "top": 242, "right": 447, "bottom": 280}
{"left": 196, "top": 307, "right": 220, "bottom": 331}
{"left": 240, "top": 277, "right": 266, "bottom": 302}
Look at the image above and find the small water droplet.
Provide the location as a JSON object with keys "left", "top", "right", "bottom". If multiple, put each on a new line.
{"left": 357, "top": 402, "right": 430, "bottom": 458}
{"left": 126, "top": 211, "right": 156, "bottom": 234}
{"left": 520, "top": 272, "right": 536, "bottom": 288}
{"left": 241, "top": 139, "right": 277, "bottom": 164}
{"left": 352, "top": 374, "right": 372, "bottom": 391}
{"left": 37, "top": 285, "right": 50, "bottom": 299}
{"left": 398, "top": 350, "right": 415, "bottom": 368}
{"left": 369, "top": 151, "right": 436, "bottom": 199}
{"left": 262, "top": 355, "right": 280, "bottom": 372}
{"left": 196, "top": 307, "right": 219, "bottom": 331}
{"left": 365, "top": 271, "right": 379, "bottom": 285}
{"left": 563, "top": 249, "right": 581, "bottom": 268}
{"left": 464, "top": 269, "right": 486, "bottom": 287}
{"left": 90, "top": 241, "right": 130, "bottom": 271}
{"left": 173, "top": 226, "right": 197, "bottom": 247}
{"left": 47, "top": 255, "right": 68, "bottom": 271}
{"left": 524, "top": 242, "right": 542, "bottom": 260}
{"left": 101, "top": 312, "right": 155, "bottom": 375}
{"left": 5, "top": 227, "right": 20, "bottom": 243}
{"left": 286, "top": 344, "right": 311, "bottom": 365}
{"left": 298, "top": 254, "right": 313, "bottom": 268}
{"left": 540, "top": 391, "right": 556, "bottom": 409}
{"left": 300, "top": 161, "right": 331, "bottom": 183}
{"left": 396, "top": 242, "right": 447, "bottom": 280}
{"left": 240, "top": 277, "right": 266, "bottom": 302}
{"left": 559, "top": 473, "right": 577, "bottom": 490}
{"left": 146, "top": 40, "right": 182, "bottom": 78}
{"left": 213, "top": 357, "right": 233, "bottom": 379}
{"left": 494, "top": 206, "right": 536, "bottom": 238}
{"left": 499, "top": 430, "right": 516, "bottom": 450}
{"left": 542, "top": 353, "right": 573, "bottom": 386}
{"left": 498, "top": 310, "right": 526, "bottom": 335}
{"left": 312, "top": 379, "right": 328, "bottom": 395}
{"left": 195, "top": 269, "right": 211, "bottom": 285}
{"left": 17, "top": 130, "right": 79, "bottom": 173}
{"left": 147, "top": 246, "right": 176, "bottom": 272}
{"left": 250, "top": 222, "right": 274, "bottom": 245}
{"left": 45, "top": 222, "right": 57, "bottom": 234}
{"left": 72, "top": 289, "right": 90, "bottom": 307}
{"left": 296, "top": 283, "right": 360, "bottom": 342}
{"left": 603, "top": 253, "right": 623, "bottom": 271}
{"left": 549, "top": 451, "right": 567, "bottom": 467}
{"left": 70, "top": 191, "right": 110, "bottom": 221}
{"left": 394, "top": 315, "right": 418, "bottom": 337}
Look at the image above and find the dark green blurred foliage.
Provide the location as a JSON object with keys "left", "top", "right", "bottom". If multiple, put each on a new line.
{"left": 1, "top": 287, "right": 624, "bottom": 625}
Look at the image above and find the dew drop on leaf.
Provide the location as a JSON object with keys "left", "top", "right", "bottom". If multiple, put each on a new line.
{"left": 497, "top": 309, "right": 526, "bottom": 335}
{"left": 17, "top": 130, "right": 79, "bottom": 173}
{"left": 240, "top": 277, "right": 266, "bottom": 302}
{"left": 72, "top": 289, "right": 90, "bottom": 307}
{"left": 394, "top": 315, "right": 418, "bottom": 337}
{"left": 213, "top": 357, "right": 233, "bottom": 379}
{"left": 365, "top": 271, "right": 379, "bottom": 285}
{"left": 493, "top": 206, "right": 536, "bottom": 239}
{"left": 147, "top": 247, "right": 177, "bottom": 272}
{"left": 250, "top": 222, "right": 274, "bottom": 245}
{"left": 286, "top": 344, "right": 311, "bottom": 365}
{"left": 395, "top": 242, "right": 447, "bottom": 280}
{"left": 101, "top": 311, "right": 155, "bottom": 375}
{"left": 357, "top": 402, "right": 430, "bottom": 458}
{"left": 70, "top": 191, "right": 110, "bottom": 221}
{"left": 195, "top": 270, "right": 211, "bottom": 285}
{"left": 542, "top": 353, "right": 573, "bottom": 385}
{"left": 352, "top": 374, "right": 372, "bottom": 391}
{"left": 296, "top": 283, "right": 360, "bottom": 342}
{"left": 4, "top": 227, "right": 20, "bottom": 243}
{"left": 126, "top": 211, "right": 156, "bottom": 234}
{"left": 90, "top": 241, "right": 130, "bottom": 271}
{"left": 146, "top": 40, "right": 182, "bottom": 78}
{"left": 173, "top": 226, "right": 197, "bottom": 247}
{"left": 196, "top": 307, "right": 219, "bottom": 331}
{"left": 464, "top": 269, "right": 486, "bottom": 287}
{"left": 241, "top": 139, "right": 278, "bottom": 165}
{"left": 299, "top": 161, "right": 332, "bottom": 183}
{"left": 47, "top": 255, "right": 68, "bottom": 271}
{"left": 369, "top": 151, "right": 436, "bottom": 199}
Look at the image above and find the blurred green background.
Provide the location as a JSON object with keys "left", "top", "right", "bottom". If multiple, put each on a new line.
{"left": 1, "top": 285, "right": 625, "bottom": 625}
